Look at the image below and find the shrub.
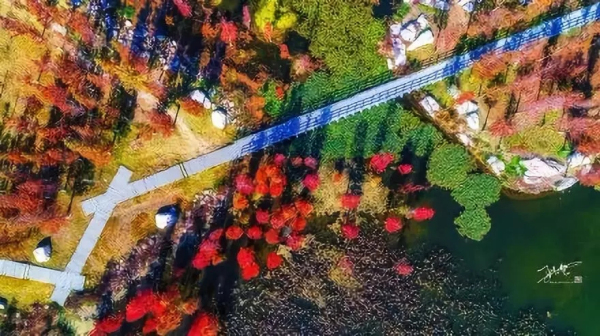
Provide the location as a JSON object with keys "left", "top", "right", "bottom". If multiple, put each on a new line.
{"left": 288, "top": 0, "right": 387, "bottom": 80}
{"left": 262, "top": 81, "right": 284, "bottom": 118}
{"left": 451, "top": 174, "right": 501, "bottom": 208}
{"left": 427, "top": 144, "right": 475, "bottom": 189}
{"left": 454, "top": 207, "right": 492, "bottom": 241}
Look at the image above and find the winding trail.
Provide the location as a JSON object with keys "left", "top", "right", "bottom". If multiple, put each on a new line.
{"left": 3, "top": 4, "right": 600, "bottom": 305}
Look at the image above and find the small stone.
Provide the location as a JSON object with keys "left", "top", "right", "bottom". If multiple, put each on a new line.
{"left": 0, "top": 297, "right": 7, "bottom": 310}
{"left": 211, "top": 108, "right": 230, "bottom": 129}
{"left": 33, "top": 237, "right": 52, "bottom": 263}
{"left": 155, "top": 205, "right": 180, "bottom": 229}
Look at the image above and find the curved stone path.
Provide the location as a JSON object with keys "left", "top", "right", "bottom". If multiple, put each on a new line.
{"left": 3, "top": 4, "right": 600, "bottom": 305}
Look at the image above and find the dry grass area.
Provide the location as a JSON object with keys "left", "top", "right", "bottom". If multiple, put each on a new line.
{"left": 181, "top": 109, "right": 236, "bottom": 144}
{"left": 0, "top": 276, "right": 54, "bottom": 307}
{"left": 82, "top": 165, "right": 227, "bottom": 286}
{"left": 0, "top": 192, "right": 94, "bottom": 271}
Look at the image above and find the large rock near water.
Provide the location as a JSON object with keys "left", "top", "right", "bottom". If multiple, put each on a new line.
{"left": 407, "top": 30, "right": 434, "bottom": 51}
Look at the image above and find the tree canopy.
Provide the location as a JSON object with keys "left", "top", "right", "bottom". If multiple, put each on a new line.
{"left": 451, "top": 174, "right": 501, "bottom": 208}
{"left": 285, "top": 0, "right": 386, "bottom": 80}
{"left": 454, "top": 207, "right": 492, "bottom": 241}
{"left": 427, "top": 144, "right": 475, "bottom": 189}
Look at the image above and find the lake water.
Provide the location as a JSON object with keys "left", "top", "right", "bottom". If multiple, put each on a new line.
{"left": 413, "top": 185, "right": 600, "bottom": 335}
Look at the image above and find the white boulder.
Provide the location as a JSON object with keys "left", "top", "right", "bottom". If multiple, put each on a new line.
{"left": 407, "top": 30, "right": 435, "bottom": 51}
{"left": 401, "top": 15, "right": 430, "bottom": 43}
{"left": 554, "top": 177, "right": 578, "bottom": 191}
{"left": 400, "top": 24, "right": 419, "bottom": 43}
{"left": 487, "top": 156, "right": 506, "bottom": 175}
{"left": 155, "top": 214, "right": 174, "bottom": 229}
{"left": 414, "top": 0, "right": 451, "bottom": 10}
{"left": 420, "top": 96, "right": 440, "bottom": 117}
{"left": 190, "top": 90, "right": 213, "bottom": 110}
{"left": 416, "top": 14, "right": 430, "bottom": 30}
{"left": 567, "top": 152, "right": 591, "bottom": 168}
{"left": 390, "top": 23, "right": 402, "bottom": 36}
{"left": 455, "top": 101, "right": 479, "bottom": 115}
{"left": 155, "top": 205, "right": 179, "bottom": 229}
{"left": 391, "top": 38, "right": 407, "bottom": 67}
{"left": 521, "top": 158, "right": 566, "bottom": 182}
{"left": 465, "top": 112, "right": 480, "bottom": 131}
{"left": 33, "top": 238, "right": 52, "bottom": 263}
{"left": 211, "top": 108, "right": 230, "bottom": 130}
{"left": 458, "top": 0, "right": 476, "bottom": 12}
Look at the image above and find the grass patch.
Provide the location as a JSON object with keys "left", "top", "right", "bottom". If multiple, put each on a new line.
{"left": 505, "top": 125, "right": 565, "bottom": 157}
{"left": 423, "top": 81, "right": 455, "bottom": 107}
{"left": 407, "top": 43, "right": 436, "bottom": 62}
{"left": 180, "top": 110, "right": 235, "bottom": 144}
{"left": 0, "top": 276, "right": 54, "bottom": 307}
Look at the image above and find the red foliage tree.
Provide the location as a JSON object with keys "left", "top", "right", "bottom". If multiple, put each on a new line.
{"left": 148, "top": 111, "right": 174, "bottom": 137}
{"left": 294, "top": 199, "right": 313, "bottom": 217}
{"left": 370, "top": 152, "right": 394, "bottom": 173}
{"left": 291, "top": 216, "right": 306, "bottom": 231}
{"left": 302, "top": 173, "right": 320, "bottom": 191}
{"left": 285, "top": 233, "right": 304, "bottom": 250}
{"left": 395, "top": 262, "right": 414, "bottom": 276}
{"left": 188, "top": 313, "right": 219, "bottom": 336}
{"left": 384, "top": 217, "right": 403, "bottom": 233}
{"left": 225, "top": 225, "right": 244, "bottom": 240}
{"left": 488, "top": 119, "right": 516, "bottom": 138}
{"left": 173, "top": 0, "right": 192, "bottom": 17}
{"left": 246, "top": 226, "right": 263, "bottom": 240}
{"left": 341, "top": 194, "right": 361, "bottom": 210}
{"left": 265, "top": 228, "right": 280, "bottom": 244}
{"left": 126, "top": 290, "right": 155, "bottom": 322}
{"left": 304, "top": 156, "right": 318, "bottom": 169}
{"left": 279, "top": 44, "right": 290, "bottom": 59}
{"left": 577, "top": 166, "right": 600, "bottom": 186}
{"left": 266, "top": 252, "right": 283, "bottom": 270}
{"left": 255, "top": 209, "right": 270, "bottom": 224}
{"left": 192, "top": 238, "right": 222, "bottom": 270}
{"left": 273, "top": 153, "right": 286, "bottom": 166}
{"left": 93, "top": 313, "right": 124, "bottom": 334}
{"left": 412, "top": 207, "right": 435, "bottom": 221}
{"left": 397, "top": 164, "right": 413, "bottom": 175}
{"left": 234, "top": 174, "right": 254, "bottom": 195}
{"left": 341, "top": 223, "right": 359, "bottom": 240}
{"left": 220, "top": 19, "right": 238, "bottom": 45}
{"left": 142, "top": 318, "right": 158, "bottom": 334}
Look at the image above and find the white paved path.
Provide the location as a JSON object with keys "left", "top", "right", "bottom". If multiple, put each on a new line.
{"left": 2, "top": 4, "right": 600, "bottom": 305}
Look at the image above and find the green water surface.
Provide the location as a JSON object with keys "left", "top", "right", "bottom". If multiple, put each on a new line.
{"left": 416, "top": 185, "right": 600, "bottom": 335}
